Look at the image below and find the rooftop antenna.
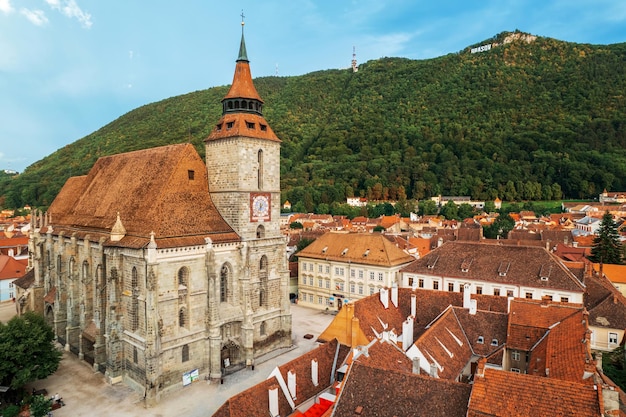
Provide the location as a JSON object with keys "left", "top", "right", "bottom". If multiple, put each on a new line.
{"left": 351, "top": 46, "right": 359, "bottom": 73}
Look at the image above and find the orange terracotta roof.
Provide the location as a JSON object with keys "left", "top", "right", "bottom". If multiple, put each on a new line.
{"left": 594, "top": 263, "right": 626, "bottom": 285}
{"left": 48, "top": 143, "right": 240, "bottom": 249}
{"left": 297, "top": 232, "right": 414, "bottom": 267}
{"left": 334, "top": 362, "right": 471, "bottom": 417}
{"left": 468, "top": 368, "right": 601, "bottom": 417}
{"left": 507, "top": 299, "right": 583, "bottom": 350}
{"left": 207, "top": 113, "right": 279, "bottom": 142}
{"left": 0, "top": 255, "right": 27, "bottom": 279}
{"left": 223, "top": 60, "right": 263, "bottom": 102}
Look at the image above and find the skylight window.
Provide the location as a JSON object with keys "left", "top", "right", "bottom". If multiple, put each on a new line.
{"left": 477, "top": 336, "right": 484, "bottom": 344}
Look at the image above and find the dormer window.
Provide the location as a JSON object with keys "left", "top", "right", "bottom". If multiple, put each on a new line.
{"left": 461, "top": 258, "right": 473, "bottom": 273}
{"left": 260, "top": 124, "right": 267, "bottom": 131}
{"left": 427, "top": 256, "right": 439, "bottom": 269}
{"left": 321, "top": 246, "right": 327, "bottom": 254}
{"left": 246, "top": 121, "right": 255, "bottom": 129}
{"left": 477, "top": 336, "right": 484, "bottom": 344}
{"left": 363, "top": 249, "right": 370, "bottom": 257}
{"left": 226, "top": 121, "right": 234, "bottom": 130}
{"left": 498, "top": 261, "right": 510, "bottom": 277}
{"left": 187, "top": 170, "right": 195, "bottom": 180}
{"left": 539, "top": 264, "right": 552, "bottom": 281}
{"left": 341, "top": 248, "right": 348, "bottom": 256}
{"left": 491, "top": 339, "right": 498, "bottom": 346}
{"left": 216, "top": 123, "right": 223, "bottom": 132}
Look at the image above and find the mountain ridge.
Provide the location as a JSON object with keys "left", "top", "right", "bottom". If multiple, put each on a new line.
{"left": 1, "top": 31, "right": 626, "bottom": 210}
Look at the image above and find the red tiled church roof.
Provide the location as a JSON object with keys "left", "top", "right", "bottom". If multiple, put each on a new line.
{"left": 47, "top": 143, "right": 240, "bottom": 248}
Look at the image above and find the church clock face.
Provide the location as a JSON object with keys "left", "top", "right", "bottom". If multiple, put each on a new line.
{"left": 250, "top": 193, "right": 271, "bottom": 222}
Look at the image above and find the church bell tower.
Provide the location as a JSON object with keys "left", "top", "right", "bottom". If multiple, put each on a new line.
{"left": 205, "top": 17, "right": 282, "bottom": 241}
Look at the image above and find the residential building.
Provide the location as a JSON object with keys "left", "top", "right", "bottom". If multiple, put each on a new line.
{"left": 296, "top": 232, "right": 414, "bottom": 310}
{"left": 399, "top": 241, "right": 586, "bottom": 304}
{"left": 25, "top": 23, "right": 291, "bottom": 405}
{"left": 0, "top": 254, "right": 27, "bottom": 301}
{"left": 213, "top": 287, "right": 623, "bottom": 416}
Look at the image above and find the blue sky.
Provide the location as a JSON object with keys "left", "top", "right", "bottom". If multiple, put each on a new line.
{"left": 2, "top": 1, "right": 626, "bottom": 173}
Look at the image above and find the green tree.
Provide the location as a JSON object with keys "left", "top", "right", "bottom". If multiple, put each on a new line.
{"left": 289, "top": 222, "right": 303, "bottom": 229}
{"left": 483, "top": 200, "right": 496, "bottom": 213}
{"left": 29, "top": 394, "right": 53, "bottom": 417}
{"left": 588, "top": 212, "right": 623, "bottom": 265}
{"left": 0, "top": 312, "right": 62, "bottom": 389}
{"left": 483, "top": 214, "right": 516, "bottom": 239}
{"left": 418, "top": 199, "right": 438, "bottom": 216}
{"left": 457, "top": 203, "right": 475, "bottom": 220}
{"left": 296, "top": 238, "right": 315, "bottom": 251}
{"left": 440, "top": 200, "right": 459, "bottom": 220}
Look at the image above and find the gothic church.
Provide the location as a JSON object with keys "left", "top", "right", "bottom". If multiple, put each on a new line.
{"left": 26, "top": 23, "right": 291, "bottom": 405}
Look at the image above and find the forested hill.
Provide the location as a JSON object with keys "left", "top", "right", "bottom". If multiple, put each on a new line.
{"left": 2, "top": 31, "right": 626, "bottom": 210}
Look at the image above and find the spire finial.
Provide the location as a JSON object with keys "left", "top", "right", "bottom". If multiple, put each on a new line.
{"left": 237, "top": 11, "right": 249, "bottom": 62}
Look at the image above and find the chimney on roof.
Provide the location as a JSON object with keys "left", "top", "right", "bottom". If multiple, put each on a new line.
{"left": 463, "top": 283, "right": 471, "bottom": 309}
{"left": 268, "top": 385, "right": 279, "bottom": 417}
{"left": 469, "top": 299, "right": 477, "bottom": 315}
{"left": 411, "top": 294, "right": 416, "bottom": 318}
{"left": 287, "top": 369, "right": 297, "bottom": 400}
{"left": 402, "top": 316, "right": 414, "bottom": 351}
{"left": 429, "top": 362, "right": 438, "bottom": 378}
{"left": 380, "top": 287, "right": 389, "bottom": 309}
{"left": 476, "top": 357, "right": 486, "bottom": 378}
{"left": 595, "top": 351, "right": 603, "bottom": 373}
{"left": 391, "top": 282, "right": 398, "bottom": 308}
{"left": 412, "top": 357, "right": 420, "bottom": 375}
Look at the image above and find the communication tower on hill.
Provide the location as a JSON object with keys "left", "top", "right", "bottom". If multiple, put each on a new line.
{"left": 351, "top": 46, "right": 359, "bottom": 73}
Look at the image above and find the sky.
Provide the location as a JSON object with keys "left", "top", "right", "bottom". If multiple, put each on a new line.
{"left": 2, "top": 1, "right": 626, "bottom": 173}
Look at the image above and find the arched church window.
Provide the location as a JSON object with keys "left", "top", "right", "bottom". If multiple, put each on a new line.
{"left": 256, "top": 225, "right": 265, "bottom": 239}
{"left": 257, "top": 149, "right": 263, "bottom": 189}
{"left": 220, "top": 264, "right": 230, "bottom": 302}
{"left": 131, "top": 267, "right": 139, "bottom": 331}
{"left": 178, "top": 267, "right": 189, "bottom": 287}
{"left": 182, "top": 344, "right": 189, "bottom": 362}
{"left": 259, "top": 256, "right": 268, "bottom": 307}
{"left": 82, "top": 261, "right": 89, "bottom": 283}
{"left": 179, "top": 307, "right": 187, "bottom": 328}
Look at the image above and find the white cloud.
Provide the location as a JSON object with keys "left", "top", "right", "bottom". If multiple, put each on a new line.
{"left": 20, "top": 8, "right": 48, "bottom": 26}
{"left": 46, "top": 0, "right": 92, "bottom": 28}
{"left": 0, "top": 0, "right": 13, "bottom": 14}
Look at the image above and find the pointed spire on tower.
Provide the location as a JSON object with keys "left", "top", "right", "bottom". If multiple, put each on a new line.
{"left": 238, "top": 10, "right": 249, "bottom": 62}
{"left": 206, "top": 14, "right": 280, "bottom": 143}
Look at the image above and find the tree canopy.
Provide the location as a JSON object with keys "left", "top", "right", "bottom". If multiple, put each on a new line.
{"left": 588, "top": 211, "right": 623, "bottom": 265}
{"left": 0, "top": 312, "right": 62, "bottom": 389}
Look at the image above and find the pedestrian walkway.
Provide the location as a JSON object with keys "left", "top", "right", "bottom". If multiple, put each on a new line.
{"left": 15, "top": 304, "right": 333, "bottom": 417}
